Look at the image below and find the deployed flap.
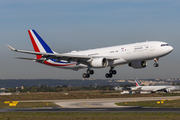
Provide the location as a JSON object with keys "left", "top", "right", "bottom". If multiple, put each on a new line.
{"left": 14, "top": 57, "right": 45, "bottom": 62}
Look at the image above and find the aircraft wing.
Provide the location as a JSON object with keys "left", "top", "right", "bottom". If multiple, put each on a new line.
{"left": 136, "top": 86, "right": 142, "bottom": 90}
{"left": 152, "top": 86, "right": 171, "bottom": 92}
{"left": 131, "top": 86, "right": 142, "bottom": 90}
{"left": 7, "top": 45, "right": 120, "bottom": 65}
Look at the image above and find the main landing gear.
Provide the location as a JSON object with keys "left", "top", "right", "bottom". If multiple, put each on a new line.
{"left": 82, "top": 69, "right": 94, "bottom": 78}
{"left": 82, "top": 67, "right": 117, "bottom": 78}
{"left": 105, "top": 67, "right": 117, "bottom": 78}
{"left": 153, "top": 58, "right": 159, "bottom": 67}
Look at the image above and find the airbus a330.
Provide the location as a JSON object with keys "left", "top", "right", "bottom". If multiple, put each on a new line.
{"left": 7, "top": 30, "right": 173, "bottom": 78}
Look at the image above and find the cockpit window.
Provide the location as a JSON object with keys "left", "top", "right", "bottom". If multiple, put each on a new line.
{"left": 161, "top": 44, "right": 169, "bottom": 46}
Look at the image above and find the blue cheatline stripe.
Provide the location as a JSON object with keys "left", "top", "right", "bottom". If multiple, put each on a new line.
{"left": 32, "top": 30, "right": 53, "bottom": 53}
{"left": 50, "top": 59, "right": 76, "bottom": 64}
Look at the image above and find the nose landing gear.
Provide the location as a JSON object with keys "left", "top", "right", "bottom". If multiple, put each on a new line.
{"left": 153, "top": 58, "right": 159, "bottom": 67}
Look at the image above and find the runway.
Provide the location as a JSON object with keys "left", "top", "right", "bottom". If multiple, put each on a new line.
{"left": 19, "top": 96, "right": 180, "bottom": 108}
{"left": 1, "top": 107, "right": 180, "bottom": 113}
{"left": 1, "top": 96, "right": 180, "bottom": 113}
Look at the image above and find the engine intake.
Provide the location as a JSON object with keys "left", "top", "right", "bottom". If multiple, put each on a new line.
{"left": 90, "top": 58, "right": 108, "bottom": 68}
{"left": 129, "top": 61, "right": 147, "bottom": 69}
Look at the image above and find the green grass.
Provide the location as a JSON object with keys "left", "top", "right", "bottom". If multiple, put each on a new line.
{"left": 115, "top": 99, "right": 180, "bottom": 107}
{"left": 0, "top": 92, "right": 180, "bottom": 101}
{"left": 0, "top": 112, "right": 179, "bottom": 120}
{"left": 0, "top": 101, "right": 59, "bottom": 108}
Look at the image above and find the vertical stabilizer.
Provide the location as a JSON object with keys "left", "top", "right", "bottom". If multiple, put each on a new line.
{"left": 28, "top": 29, "right": 54, "bottom": 59}
{"left": 134, "top": 77, "right": 141, "bottom": 87}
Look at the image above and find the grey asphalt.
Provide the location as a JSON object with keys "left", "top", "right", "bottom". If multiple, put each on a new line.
{"left": 19, "top": 96, "right": 180, "bottom": 108}
{"left": 1, "top": 107, "right": 180, "bottom": 113}
{"left": 1, "top": 96, "right": 180, "bottom": 113}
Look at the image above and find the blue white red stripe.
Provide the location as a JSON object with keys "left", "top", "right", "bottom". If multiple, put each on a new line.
{"left": 28, "top": 29, "right": 76, "bottom": 66}
{"left": 44, "top": 61, "right": 76, "bottom": 66}
{"left": 134, "top": 77, "right": 141, "bottom": 87}
{"left": 28, "top": 30, "right": 42, "bottom": 59}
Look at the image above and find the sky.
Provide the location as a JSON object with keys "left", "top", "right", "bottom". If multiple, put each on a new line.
{"left": 1, "top": 0, "right": 180, "bottom": 79}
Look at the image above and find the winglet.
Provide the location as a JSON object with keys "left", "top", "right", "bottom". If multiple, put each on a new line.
{"left": 7, "top": 45, "right": 17, "bottom": 51}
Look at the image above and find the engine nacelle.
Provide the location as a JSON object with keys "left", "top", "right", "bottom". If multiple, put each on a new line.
{"left": 165, "top": 89, "right": 170, "bottom": 93}
{"left": 90, "top": 58, "right": 108, "bottom": 68}
{"left": 128, "top": 61, "right": 147, "bottom": 69}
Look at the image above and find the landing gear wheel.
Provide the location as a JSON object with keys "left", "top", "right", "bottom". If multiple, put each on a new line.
{"left": 106, "top": 67, "right": 117, "bottom": 78}
{"left": 86, "top": 74, "right": 90, "bottom": 78}
{"left": 108, "top": 73, "right": 112, "bottom": 78}
{"left": 112, "top": 70, "right": 117, "bottom": 75}
{"left": 83, "top": 73, "right": 87, "bottom": 78}
{"left": 105, "top": 73, "right": 112, "bottom": 78}
{"left": 90, "top": 70, "right": 94, "bottom": 75}
{"left": 153, "top": 63, "right": 159, "bottom": 67}
{"left": 109, "top": 70, "right": 116, "bottom": 75}
{"left": 82, "top": 73, "right": 90, "bottom": 78}
{"left": 105, "top": 73, "right": 109, "bottom": 78}
{"left": 86, "top": 70, "right": 91, "bottom": 74}
{"left": 109, "top": 70, "right": 113, "bottom": 74}
{"left": 87, "top": 70, "right": 94, "bottom": 75}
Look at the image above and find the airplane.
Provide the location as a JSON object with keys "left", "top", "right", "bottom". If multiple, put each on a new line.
{"left": 131, "top": 77, "right": 175, "bottom": 93}
{"left": 7, "top": 29, "right": 173, "bottom": 78}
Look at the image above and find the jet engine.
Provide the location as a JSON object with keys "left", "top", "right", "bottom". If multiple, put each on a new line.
{"left": 128, "top": 61, "right": 147, "bottom": 69}
{"left": 90, "top": 58, "right": 108, "bottom": 68}
{"left": 164, "top": 89, "right": 171, "bottom": 93}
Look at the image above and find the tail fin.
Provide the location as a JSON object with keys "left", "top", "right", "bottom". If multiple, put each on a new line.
{"left": 134, "top": 77, "right": 141, "bottom": 87}
{"left": 28, "top": 29, "right": 54, "bottom": 59}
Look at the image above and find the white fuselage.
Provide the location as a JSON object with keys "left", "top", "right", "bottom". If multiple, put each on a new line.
{"left": 8, "top": 30, "right": 174, "bottom": 78}
{"left": 44, "top": 41, "right": 173, "bottom": 70}
{"left": 132, "top": 85, "right": 175, "bottom": 92}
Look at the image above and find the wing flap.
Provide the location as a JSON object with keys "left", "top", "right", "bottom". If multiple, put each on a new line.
{"left": 14, "top": 57, "right": 45, "bottom": 62}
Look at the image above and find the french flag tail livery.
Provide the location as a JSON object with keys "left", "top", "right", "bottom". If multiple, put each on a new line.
{"left": 134, "top": 77, "right": 141, "bottom": 87}
{"left": 28, "top": 29, "right": 54, "bottom": 59}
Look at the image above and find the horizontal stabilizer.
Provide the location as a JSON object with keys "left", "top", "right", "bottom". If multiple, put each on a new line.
{"left": 7, "top": 45, "right": 16, "bottom": 51}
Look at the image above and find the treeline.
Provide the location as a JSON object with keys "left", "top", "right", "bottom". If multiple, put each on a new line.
{"left": 172, "top": 83, "right": 180, "bottom": 85}
{"left": 7, "top": 85, "right": 115, "bottom": 92}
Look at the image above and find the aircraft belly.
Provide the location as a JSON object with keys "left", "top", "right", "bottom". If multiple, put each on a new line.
{"left": 121, "top": 51, "right": 149, "bottom": 63}
{"left": 108, "top": 58, "right": 127, "bottom": 66}
{"left": 141, "top": 87, "right": 149, "bottom": 91}
{"left": 42, "top": 60, "right": 87, "bottom": 70}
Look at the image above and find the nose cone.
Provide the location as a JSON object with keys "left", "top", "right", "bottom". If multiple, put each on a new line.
{"left": 164, "top": 46, "right": 173, "bottom": 55}
{"left": 168, "top": 46, "right": 173, "bottom": 53}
